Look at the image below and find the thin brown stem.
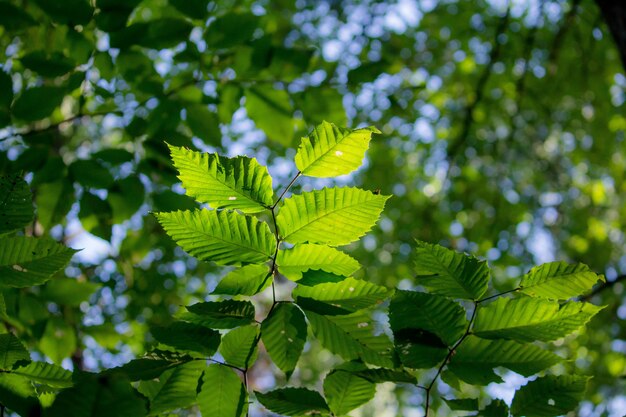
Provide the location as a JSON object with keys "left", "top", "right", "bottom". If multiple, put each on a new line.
{"left": 271, "top": 171, "right": 301, "bottom": 209}
{"left": 477, "top": 287, "right": 521, "bottom": 304}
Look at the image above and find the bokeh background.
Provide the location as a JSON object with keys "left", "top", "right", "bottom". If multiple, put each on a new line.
{"left": 1, "top": 0, "right": 624, "bottom": 415}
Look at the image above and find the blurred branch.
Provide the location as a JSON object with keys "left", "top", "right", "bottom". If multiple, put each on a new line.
{"left": 548, "top": 0, "right": 582, "bottom": 75}
{"left": 579, "top": 274, "right": 626, "bottom": 301}
{"left": 594, "top": 0, "right": 626, "bottom": 71}
{"left": 446, "top": 5, "right": 511, "bottom": 163}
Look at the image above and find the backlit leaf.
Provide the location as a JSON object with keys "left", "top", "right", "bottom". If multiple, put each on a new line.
{"left": 183, "top": 300, "right": 255, "bottom": 329}
{"left": 511, "top": 375, "right": 589, "bottom": 417}
{"left": 147, "top": 361, "right": 204, "bottom": 415}
{"left": 276, "top": 243, "right": 360, "bottom": 281}
{"left": 156, "top": 209, "right": 276, "bottom": 265}
{"left": 277, "top": 187, "right": 389, "bottom": 246}
{"left": 256, "top": 387, "right": 329, "bottom": 416}
{"left": 324, "top": 370, "right": 375, "bottom": 415}
{"left": 219, "top": 325, "right": 259, "bottom": 369}
{"left": 214, "top": 264, "right": 271, "bottom": 296}
{"left": 293, "top": 277, "right": 391, "bottom": 312}
{"left": 168, "top": 145, "right": 273, "bottom": 212}
{"left": 295, "top": 121, "right": 380, "bottom": 177}
{"left": 473, "top": 297, "right": 605, "bottom": 342}
{"left": 519, "top": 262, "right": 604, "bottom": 300}
{"left": 151, "top": 321, "right": 220, "bottom": 356}
{"left": 0, "top": 333, "right": 30, "bottom": 369}
{"left": 11, "top": 361, "right": 72, "bottom": 388}
{"left": 198, "top": 365, "right": 247, "bottom": 417}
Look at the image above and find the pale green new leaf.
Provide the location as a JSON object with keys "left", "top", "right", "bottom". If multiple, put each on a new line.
{"left": 219, "top": 325, "right": 259, "bottom": 369}
{"left": 214, "top": 264, "right": 271, "bottom": 296}
{"left": 183, "top": 300, "right": 255, "bottom": 329}
{"left": 511, "top": 375, "right": 589, "bottom": 417}
{"left": 261, "top": 303, "right": 307, "bottom": 377}
{"left": 474, "top": 297, "right": 605, "bottom": 342}
{"left": 448, "top": 336, "right": 561, "bottom": 385}
{"left": 0, "top": 333, "right": 30, "bottom": 369}
{"left": 519, "top": 262, "right": 604, "bottom": 300}
{"left": 414, "top": 240, "right": 489, "bottom": 300}
{"left": 0, "top": 237, "right": 77, "bottom": 288}
{"left": 304, "top": 309, "right": 394, "bottom": 367}
{"left": 295, "top": 121, "right": 380, "bottom": 177}
{"left": 324, "top": 369, "right": 375, "bottom": 415}
{"left": 293, "top": 277, "right": 391, "bottom": 312}
{"left": 276, "top": 243, "right": 360, "bottom": 281}
{"left": 389, "top": 290, "right": 467, "bottom": 346}
{"left": 255, "top": 387, "right": 329, "bottom": 416}
{"left": 168, "top": 145, "right": 273, "bottom": 213}
{"left": 156, "top": 209, "right": 276, "bottom": 265}
{"left": 147, "top": 361, "right": 204, "bottom": 415}
{"left": 0, "top": 174, "right": 34, "bottom": 234}
{"left": 11, "top": 361, "right": 72, "bottom": 388}
{"left": 277, "top": 187, "right": 389, "bottom": 246}
{"left": 198, "top": 365, "right": 247, "bottom": 417}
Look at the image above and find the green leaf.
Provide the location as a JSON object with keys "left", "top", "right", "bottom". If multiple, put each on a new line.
{"left": 183, "top": 300, "right": 255, "bottom": 329}
{"left": 31, "top": 0, "right": 93, "bottom": 25}
{"left": 0, "top": 237, "right": 77, "bottom": 288}
{"left": 473, "top": 297, "right": 605, "bottom": 342}
{"left": 107, "top": 358, "right": 191, "bottom": 381}
{"left": 324, "top": 369, "right": 375, "bottom": 415}
{"left": 0, "top": 2, "right": 36, "bottom": 30}
{"left": 261, "top": 303, "right": 307, "bottom": 377}
{"left": 0, "top": 373, "right": 40, "bottom": 416}
{"left": 11, "top": 361, "right": 72, "bottom": 388}
{"left": 69, "top": 159, "right": 115, "bottom": 189}
{"left": 156, "top": 209, "right": 276, "bottom": 265}
{"left": 245, "top": 86, "right": 295, "bottom": 146}
{"left": 256, "top": 387, "right": 329, "bottom": 416}
{"left": 36, "top": 179, "right": 73, "bottom": 229}
{"left": 444, "top": 397, "right": 479, "bottom": 411}
{"left": 414, "top": 240, "right": 490, "bottom": 300}
{"left": 168, "top": 145, "right": 273, "bottom": 213}
{"left": 219, "top": 325, "right": 259, "bottom": 369}
{"left": 393, "top": 328, "right": 449, "bottom": 369}
{"left": 293, "top": 277, "right": 391, "bottom": 312}
{"left": 47, "top": 373, "right": 147, "bottom": 417}
{"left": 198, "top": 365, "right": 247, "bottom": 417}
{"left": 0, "top": 174, "right": 34, "bottom": 234}
{"left": 40, "top": 278, "right": 100, "bottom": 306}
{"left": 295, "top": 121, "right": 380, "bottom": 178}
{"left": 169, "top": 0, "right": 209, "bottom": 19}
{"left": 389, "top": 290, "right": 467, "bottom": 346}
{"left": 0, "top": 333, "right": 30, "bottom": 369}
{"left": 151, "top": 321, "right": 220, "bottom": 356}
{"left": 519, "top": 262, "right": 604, "bottom": 300}
{"left": 109, "top": 19, "right": 193, "bottom": 49}
{"left": 295, "top": 87, "right": 347, "bottom": 127}
{"left": 20, "top": 50, "right": 76, "bottom": 77}
{"left": 276, "top": 243, "right": 361, "bottom": 281}
{"left": 277, "top": 187, "right": 389, "bottom": 246}
{"left": 305, "top": 309, "right": 394, "bottom": 367}
{"left": 352, "top": 368, "right": 417, "bottom": 384}
{"left": 511, "top": 375, "right": 589, "bottom": 417}
{"left": 448, "top": 336, "right": 562, "bottom": 385}
{"left": 12, "top": 86, "right": 66, "bottom": 121}
{"left": 185, "top": 104, "right": 221, "bottom": 144}
{"left": 214, "top": 264, "right": 271, "bottom": 296}
{"left": 147, "top": 361, "right": 204, "bottom": 415}
{"left": 39, "top": 318, "right": 76, "bottom": 364}
{"left": 205, "top": 12, "right": 259, "bottom": 49}
{"left": 480, "top": 400, "right": 511, "bottom": 417}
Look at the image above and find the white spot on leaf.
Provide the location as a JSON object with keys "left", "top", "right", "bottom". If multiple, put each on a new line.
{"left": 357, "top": 322, "right": 369, "bottom": 328}
{"left": 228, "top": 196, "right": 237, "bottom": 200}
{"left": 335, "top": 150, "right": 343, "bottom": 157}
{"left": 288, "top": 338, "right": 293, "bottom": 342}
{"left": 349, "top": 287, "right": 355, "bottom": 292}
{"left": 548, "top": 399, "right": 555, "bottom": 406}
{"left": 12, "top": 264, "right": 27, "bottom": 272}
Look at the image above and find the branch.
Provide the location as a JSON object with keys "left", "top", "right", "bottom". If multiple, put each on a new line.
{"left": 579, "top": 274, "right": 626, "bottom": 301}
{"left": 594, "top": 0, "right": 626, "bottom": 72}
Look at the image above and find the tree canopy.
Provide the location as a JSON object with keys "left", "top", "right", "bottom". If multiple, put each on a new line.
{"left": 0, "top": 0, "right": 625, "bottom": 416}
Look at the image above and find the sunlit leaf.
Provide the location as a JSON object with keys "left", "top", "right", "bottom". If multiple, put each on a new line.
{"left": 183, "top": 300, "right": 255, "bottom": 329}
{"left": 198, "top": 365, "right": 247, "bottom": 417}
{"left": 295, "top": 121, "right": 380, "bottom": 177}
{"left": 156, "top": 209, "right": 276, "bottom": 265}
{"left": 147, "top": 361, "right": 204, "bottom": 415}
{"left": 0, "top": 333, "right": 30, "bottom": 369}
{"left": 519, "top": 262, "right": 604, "bottom": 300}
{"left": 151, "top": 321, "right": 220, "bottom": 356}
{"left": 293, "top": 277, "right": 391, "bottom": 312}
{"left": 473, "top": 297, "right": 605, "bottom": 342}
{"left": 219, "top": 325, "right": 259, "bottom": 369}
{"left": 11, "top": 361, "right": 72, "bottom": 388}
{"left": 324, "top": 369, "right": 375, "bottom": 415}
{"left": 276, "top": 243, "right": 360, "bottom": 281}
{"left": 214, "top": 264, "right": 271, "bottom": 296}
{"left": 277, "top": 187, "right": 389, "bottom": 246}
